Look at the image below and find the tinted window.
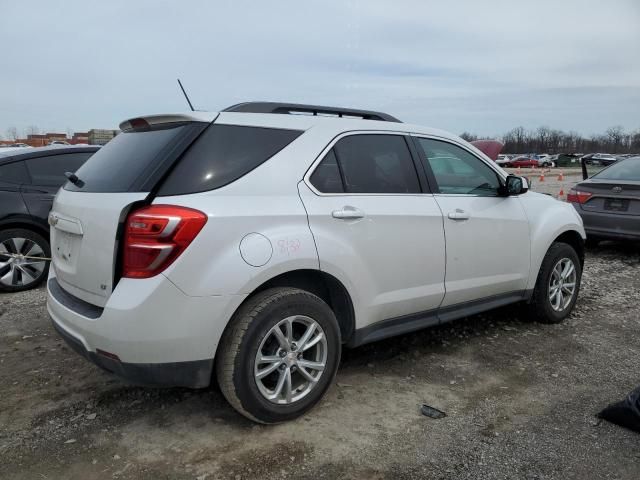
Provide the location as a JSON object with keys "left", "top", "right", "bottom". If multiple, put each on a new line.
{"left": 25, "top": 153, "right": 93, "bottom": 186}
{"left": 0, "top": 161, "right": 30, "bottom": 184}
{"left": 158, "top": 125, "right": 303, "bottom": 195}
{"left": 66, "top": 125, "right": 190, "bottom": 192}
{"left": 417, "top": 138, "right": 501, "bottom": 196}
{"left": 309, "top": 149, "right": 344, "bottom": 193}
{"left": 593, "top": 158, "right": 640, "bottom": 181}
{"left": 333, "top": 135, "right": 420, "bottom": 194}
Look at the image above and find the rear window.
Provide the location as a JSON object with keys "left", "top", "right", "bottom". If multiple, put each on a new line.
{"left": 157, "top": 124, "right": 303, "bottom": 196}
{"left": 592, "top": 158, "right": 640, "bottom": 181}
{"left": 65, "top": 124, "right": 196, "bottom": 193}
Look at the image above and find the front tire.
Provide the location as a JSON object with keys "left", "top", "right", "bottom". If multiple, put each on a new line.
{"left": 216, "top": 287, "right": 341, "bottom": 423}
{"left": 0, "top": 228, "right": 50, "bottom": 293}
{"left": 527, "top": 242, "right": 582, "bottom": 324}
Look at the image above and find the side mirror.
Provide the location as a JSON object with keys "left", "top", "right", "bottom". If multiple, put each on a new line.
{"left": 502, "top": 175, "right": 528, "bottom": 196}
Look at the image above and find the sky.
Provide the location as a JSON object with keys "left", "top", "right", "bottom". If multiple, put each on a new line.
{"left": 1, "top": 0, "right": 639, "bottom": 138}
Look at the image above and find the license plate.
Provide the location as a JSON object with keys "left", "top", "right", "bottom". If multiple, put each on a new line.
{"left": 56, "top": 230, "right": 74, "bottom": 262}
{"left": 604, "top": 198, "right": 629, "bottom": 212}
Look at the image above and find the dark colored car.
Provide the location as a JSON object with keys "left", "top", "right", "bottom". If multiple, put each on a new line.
{"left": 581, "top": 153, "right": 617, "bottom": 166}
{"left": 0, "top": 146, "right": 99, "bottom": 292}
{"left": 569, "top": 156, "right": 640, "bottom": 245}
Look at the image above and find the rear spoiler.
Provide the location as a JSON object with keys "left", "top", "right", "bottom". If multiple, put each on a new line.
{"left": 119, "top": 112, "right": 218, "bottom": 132}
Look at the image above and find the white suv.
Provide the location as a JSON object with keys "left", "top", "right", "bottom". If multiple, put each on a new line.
{"left": 47, "top": 102, "right": 585, "bottom": 423}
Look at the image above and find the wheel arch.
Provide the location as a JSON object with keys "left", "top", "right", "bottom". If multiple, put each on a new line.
{"left": 239, "top": 269, "right": 356, "bottom": 344}
{"left": 0, "top": 218, "right": 50, "bottom": 241}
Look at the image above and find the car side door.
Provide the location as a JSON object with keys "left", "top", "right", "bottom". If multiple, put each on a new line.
{"left": 0, "top": 160, "right": 31, "bottom": 223}
{"left": 412, "top": 136, "right": 531, "bottom": 307}
{"left": 21, "top": 152, "right": 94, "bottom": 222}
{"left": 298, "top": 132, "right": 446, "bottom": 333}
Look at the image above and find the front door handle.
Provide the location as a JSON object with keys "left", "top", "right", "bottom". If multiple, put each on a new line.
{"left": 448, "top": 209, "right": 470, "bottom": 221}
{"left": 332, "top": 206, "right": 365, "bottom": 219}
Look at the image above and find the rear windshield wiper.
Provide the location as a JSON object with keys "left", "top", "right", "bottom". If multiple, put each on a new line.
{"left": 65, "top": 171, "right": 85, "bottom": 188}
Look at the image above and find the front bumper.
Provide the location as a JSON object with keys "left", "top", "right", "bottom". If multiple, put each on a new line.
{"left": 47, "top": 271, "right": 246, "bottom": 388}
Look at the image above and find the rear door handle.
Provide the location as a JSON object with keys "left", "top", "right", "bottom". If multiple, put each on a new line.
{"left": 332, "top": 206, "right": 365, "bottom": 219}
{"left": 448, "top": 209, "right": 470, "bottom": 221}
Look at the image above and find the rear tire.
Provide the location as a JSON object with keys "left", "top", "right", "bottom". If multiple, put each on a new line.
{"left": 216, "top": 287, "right": 341, "bottom": 424}
{"left": 527, "top": 242, "right": 581, "bottom": 324}
{"left": 0, "top": 228, "right": 50, "bottom": 293}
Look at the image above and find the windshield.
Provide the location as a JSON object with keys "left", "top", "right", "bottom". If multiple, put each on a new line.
{"left": 592, "top": 157, "right": 640, "bottom": 181}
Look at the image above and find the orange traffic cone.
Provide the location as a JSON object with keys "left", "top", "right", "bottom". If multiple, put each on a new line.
{"left": 557, "top": 171, "right": 564, "bottom": 181}
{"left": 558, "top": 188, "right": 565, "bottom": 200}
{"left": 539, "top": 171, "right": 545, "bottom": 182}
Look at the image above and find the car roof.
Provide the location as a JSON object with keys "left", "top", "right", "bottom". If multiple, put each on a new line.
{"left": 0, "top": 145, "right": 100, "bottom": 163}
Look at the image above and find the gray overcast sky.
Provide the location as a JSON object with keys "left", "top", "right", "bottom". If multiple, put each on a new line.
{"left": 1, "top": 0, "right": 639, "bottom": 137}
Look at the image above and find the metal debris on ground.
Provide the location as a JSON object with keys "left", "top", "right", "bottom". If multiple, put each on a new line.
{"left": 421, "top": 404, "right": 447, "bottom": 419}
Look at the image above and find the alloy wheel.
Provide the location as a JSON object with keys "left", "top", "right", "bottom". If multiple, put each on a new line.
{"left": 548, "top": 257, "right": 577, "bottom": 312}
{"left": 0, "top": 237, "right": 48, "bottom": 288}
{"left": 254, "top": 315, "right": 328, "bottom": 405}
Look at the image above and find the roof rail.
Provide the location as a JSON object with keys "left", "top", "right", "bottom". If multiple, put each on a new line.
{"left": 222, "top": 102, "right": 402, "bottom": 123}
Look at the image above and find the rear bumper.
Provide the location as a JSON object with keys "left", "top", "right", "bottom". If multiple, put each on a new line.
{"left": 52, "top": 318, "right": 213, "bottom": 388}
{"left": 571, "top": 205, "right": 640, "bottom": 241}
{"left": 47, "top": 271, "right": 247, "bottom": 388}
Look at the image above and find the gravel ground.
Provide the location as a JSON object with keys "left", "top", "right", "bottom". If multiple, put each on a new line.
{"left": 2, "top": 244, "right": 640, "bottom": 479}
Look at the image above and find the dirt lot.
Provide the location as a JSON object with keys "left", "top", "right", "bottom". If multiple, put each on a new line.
{"left": 1, "top": 241, "right": 639, "bottom": 480}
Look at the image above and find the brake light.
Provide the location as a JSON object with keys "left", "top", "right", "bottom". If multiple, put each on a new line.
{"left": 122, "top": 205, "right": 207, "bottom": 278}
{"left": 567, "top": 189, "right": 593, "bottom": 204}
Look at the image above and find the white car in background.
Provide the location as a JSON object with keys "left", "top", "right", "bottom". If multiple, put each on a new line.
{"left": 496, "top": 154, "right": 512, "bottom": 166}
{"left": 47, "top": 102, "right": 586, "bottom": 423}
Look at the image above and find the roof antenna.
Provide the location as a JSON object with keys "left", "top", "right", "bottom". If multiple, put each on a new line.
{"left": 177, "top": 78, "right": 195, "bottom": 111}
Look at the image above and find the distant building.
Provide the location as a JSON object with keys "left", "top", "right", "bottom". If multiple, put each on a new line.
{"left": 88, "top": 129, "right": 118, "bottom": 145}
{"left": 71, "top": 132, "right": 90, "bottom": 144}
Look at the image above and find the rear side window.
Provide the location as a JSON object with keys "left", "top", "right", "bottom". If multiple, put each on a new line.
{"left": 158, "top": 125, "right": 303, "bottom": 196}
{"left": 332, "top": 135, "right": 420, "bottom": 194}
{"left": 26, "top": 153, "right": 93, "bottom": 186}
{"left": 309, "top": 150, "right": 344, "bottom": 193}
{"left": 65, "top": 125, "right": 194, "bottom": 192}
{"left": 0, "top": 161, "right": 30, "bottom": 184}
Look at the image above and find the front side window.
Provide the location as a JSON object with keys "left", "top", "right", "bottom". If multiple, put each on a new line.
{"left": 417, "top": 138, "right": 501, "bottom": 196}
{"left": 330, "top": 134, "right": 420, "bottom": 194}
{"left": 26, "top": 153, "right": 93, "bottom": 186}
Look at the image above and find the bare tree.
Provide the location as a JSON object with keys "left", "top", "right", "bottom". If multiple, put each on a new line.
{"left": 5, "top": 126, "right": 18, "bottom": 141}
{"left": 459, "top": 132, "right": 478, "bottom": 142}
{"left": 605, "top": 126, "right": 625, "bottom": 154}
{"left": 25, "top": 125, "right": 40, "bottom": 136}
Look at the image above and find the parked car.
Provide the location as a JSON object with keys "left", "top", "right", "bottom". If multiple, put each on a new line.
{"left": 581, "top": 153, "right": 617, "bottom": 166}
{"left": 570, "top": 156, "right": 640, "bottom": 245}
{"left": 8, "top": 143, "right": 32, "bottom": 148}
{"left": 48, "top": 140, "right": 70, "bottom": 146}
{"left": 0, "top": 145, "right": 99, "bottom": 292}
{"left": 496, "top": 154, "right": 512, "bottom": 166}
{"left": 507, "top": 156, "right": 540, "bottom": 168}
{"left": 47, "top": 102, "right": 585, "bottom": 423}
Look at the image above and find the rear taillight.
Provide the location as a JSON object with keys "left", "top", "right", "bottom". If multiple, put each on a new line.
{"left": 566, "top": 189, "right": 593, "bottom": 204}
{"left": 122, "top": 205, "right": 207, "bottom": 279}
